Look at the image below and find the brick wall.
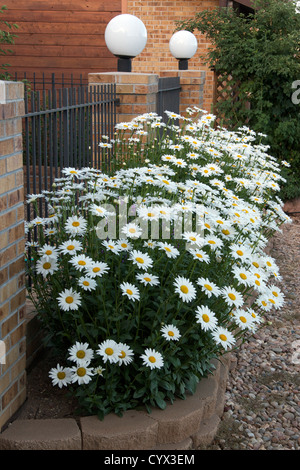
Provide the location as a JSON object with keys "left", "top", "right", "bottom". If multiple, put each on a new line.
{"left": 0, "top": 80, "right": 27, "bottom": 431}
{"left": 125, "top": 0, "right": 219, "bottom": 112}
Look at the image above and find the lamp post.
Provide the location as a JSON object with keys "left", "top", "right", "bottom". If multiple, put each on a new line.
{"left": 105, "top": 14, "right": 147, "bottom": 72}
{"left": 169, "top": 30, "right": 198, "bottom": 70}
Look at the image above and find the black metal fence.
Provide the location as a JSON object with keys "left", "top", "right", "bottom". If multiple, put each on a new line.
{"left": 157, "top": 76, "right": 181, "bottom": 123}
{"left": 22, "top": 77, "right": 119, "bottom": 222}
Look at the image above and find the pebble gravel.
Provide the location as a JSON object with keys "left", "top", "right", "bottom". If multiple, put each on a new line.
{"left": 204, "top": 214, "right": 300, "bottom": 450}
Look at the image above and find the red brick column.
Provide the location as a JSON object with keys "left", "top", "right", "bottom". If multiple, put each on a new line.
{"left": 88, "top": 72, "right": 159, "bottom": 123}
{"left": 160, "top": 70, "right": 206, "bottom": 116}
{"left": 0, "top": 80, "right": 26, "bottom": 431}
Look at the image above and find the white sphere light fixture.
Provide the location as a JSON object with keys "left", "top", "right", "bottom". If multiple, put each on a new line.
{"left": 105, "top": 14, "right": 147, "bottom": 72}
{"left": 169, "top": 30, "right": 198, "bottom": 70}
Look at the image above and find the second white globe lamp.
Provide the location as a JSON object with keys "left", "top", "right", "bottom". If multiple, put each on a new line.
{"left": 169, "top": 30, "right": 198, "bottom": 70}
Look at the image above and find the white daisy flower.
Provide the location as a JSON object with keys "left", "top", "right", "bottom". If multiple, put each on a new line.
{"left": 232, "top": 266, "right": 255, "bottom": 287}
{"left": 120, "top": 282, "right": 140, "bottom": 302}
{"left": 102, "top": 239, "right": 122, "bottom": 253}
{"left": 70, "top": 254, "right": 93, "bottom": 271}
{"left": 140, "top": 348, "right": 164, "bottom": 370}
{"left": 97, "top": 339, "right": 122, "bottom": 364}
{"left": 65, "top": 215, "right": 88, "bottom": 235}
{"left": 49, "top": 364, "right": 72, "bottom": 388}
{"left": 129, "top": 250, "right": 154, "bottom": 270}
{"left": 85, "top": 261, "right": 110, "bottom": 278}
{"left": 78, "top": 277, "right": 97, "bottom": 291}
{"left": 57, "top": 288, "right": 82, "bottom": 311}
{"left": 182, "top": 231, "right": 204, "bottom": 246}
{"left": 157, "top": 242, "right": 180, "bottom": 258}
{"left": 70, "top": 362, "right": 94, "bottom": 385}
{"left": 36, "top": 256, "right": 58, "bottom": 278}
{"left": 188, "top": 248, "right": 210, "bottom": 263}
{"left": 197, "top": 277, "right": 221, "bottom": 298}
{"left": 117, "top": 239, "right": 133, "bottom": 251}
{"left": 59, "top": 239, "right": 83, "bottom": 256}
{"left": 230, "top": 243, "right": 252, "bottom": 261}
{"left": 204, "top": 235, "right": 223, "bottom": 251}
{"left": 38, "top": 244, "right": 59, "bottom": 261}
{"left": 173, "top": 276, "right": 197, "bottom": 303}
{"left": 121, "top": 223, "right": 143, "bottom": 239}
{"left": 212, "top": 326, "right": 236, "bottom": 351}
{"left": 136, "top": 272, "right": 160, "bottom": 286}
{"left": 221, "top": 286, "right": 244, "bottom": 308}
{"left": 160, "top": 324, "right": 181, "bottom": 341}
{"left": 68, "top": 342, "right": 94, "bottom": 365}
{"left": 232, "top": 310, "right": 255, "bottom": 330}
{"left": 195, "top": 306, "right": 218, "bottom": 331}
{"left": 117, "top": 343, "right": 134, "bottom": 366}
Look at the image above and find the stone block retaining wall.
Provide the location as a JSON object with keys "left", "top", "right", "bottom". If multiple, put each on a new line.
{"left": 0, "top": 353, "right": 234, "bottom": 450}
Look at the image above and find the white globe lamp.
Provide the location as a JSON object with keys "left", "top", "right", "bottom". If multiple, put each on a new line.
{"left": 105, "top": 14, "right": 147, "bottom": 72}
{"left": 169, "top": 30, "right": 198, "bottom": 70}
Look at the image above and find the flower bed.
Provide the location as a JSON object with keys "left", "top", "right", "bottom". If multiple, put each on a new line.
{"left": 25, "top": 107, "right": 291, "bottom": 420}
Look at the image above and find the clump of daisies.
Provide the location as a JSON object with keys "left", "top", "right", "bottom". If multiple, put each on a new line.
{"left": 26, "top": 107, "right": 291, "bottom": 419}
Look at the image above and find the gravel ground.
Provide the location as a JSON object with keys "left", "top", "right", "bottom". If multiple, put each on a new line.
{"left": 203, "top": 214, "right": 300, "bottom": 450}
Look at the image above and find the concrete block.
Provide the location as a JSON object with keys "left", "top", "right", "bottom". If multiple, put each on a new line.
{"left": 0, "top": 419, "right": 81, "bottom": 450}
{"left": 192, "top": 414, "right": 221, "bottom": 448}
{"left": 80, "top": 411, "right": 158, "bottom": 450}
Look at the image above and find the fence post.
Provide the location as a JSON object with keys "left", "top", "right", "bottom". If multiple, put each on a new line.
{"left": 0, "top": 80, "right": 26, "bottom": 431}
{"left": 88, "top": 72, "right": 159, "bottom": 123}
{"left": 160, "top": 70, "right": 207, "bottom": 116}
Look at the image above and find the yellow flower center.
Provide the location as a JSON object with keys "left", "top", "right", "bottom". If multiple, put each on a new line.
{"left": 121, "top": 243, "right": 127, "bottom": 248}
{"left": 240, "top": 273, "right": 247, "bottom": 280}
{"left": 119, "top": 350, "right": 126, "bottom": 359}
{"left": 105, "top": 347, "right": 114, "bottom": 356}
{"left": 240, "top": 316, "right": 247, "bottom": 323}
{"left": 77, "top": 367, "right": 86, "bottom": 377}
{"left": 108, "top": 245, "right": 115, "bottom": 249}
{"left": 67, "top": 245, "right": 75, "bottom": 251}
{"left": 144, "top": 277, "right": 151, "bottom": 282}
{"left": 83, "top": 281, "right": 90, "bottom": 286}
{"left": 126, "top": 289, "right": 133, "bottom": 296}
{"left": 149, "top": 356, "right": 156, "bottom": 363}
{"left": 136, "top": 257, "right": 144, "bottom": 264}
{"left": 57, "top": 371, "right": 66, "bottom": 380}
{"left": 162, "top": 180, "right": 169, "bottom": 185}
{"left": 45, "top": 250, "right": 52, "bottom": 255}
{"left": 76, "top": 350, "right": 85, "bottom": 359}
{"left": 65, "top": 296, "right": 74, "bottom": 304}
{"left": 228, "top": 293, "right": 236, "bottom": 301}
{"left": 93, "top": 267, "right": 100, "bottom": 272}
{"left": 222, "top": 229, "right": 230, "bottom": 235}
{"left": 202, "top": 314, "right": 210, "bottom": 323}
{"left": 252, "top": 262, "right": 259, "bottom": 268}
{"left": 72, "top": 221, "right": 80, "bottom": 227}
{"left": 129, "top": 228, "right": 136, "bottom": 233}
{"left": 78, "top": 260, "right": 86, "bottom": 266}
{"left": 70, "top": 170, "right": 77, "bottom": 174}
{"left": 168, "top": 331, "right": 174, "bottom": 337}
{"left": 180, "top": 285, "right": 189, "bottom": 294}
{"left": 208, "top": 240, "right": 215, "bottom": 244}
{"left": 219, "top": 334, "right": 227, "bottom": 342}
{"left": 147, "top": 212, "right": 155, "bottom": 217}
{"left": 204, "top": 284, "right": 213, "bottom": 291}
{"left": 196, "top": 253, "right": 203, "bottom": 258}
{"left": 43, "top": 262, "right": 51, "bottom": 270}
{"left": 272, "top": 291, "right": 278, "bottom": 297}
{"left": 236, "top": 250, "right": 244, "bottom": 256}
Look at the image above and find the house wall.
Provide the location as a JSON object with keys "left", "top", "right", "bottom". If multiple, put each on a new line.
{"left": 2, "top": 0, "right": 122, "bottom": 83}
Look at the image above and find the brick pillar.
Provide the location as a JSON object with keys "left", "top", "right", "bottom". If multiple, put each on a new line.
{"left": 88, "top": 72, "right": 159, "bottom": 123}
{"left": 160, "top": 70, "right": 206, "bottom": 116}
{"left": 0, "top": 80, "right": 26, "bottom": 431}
